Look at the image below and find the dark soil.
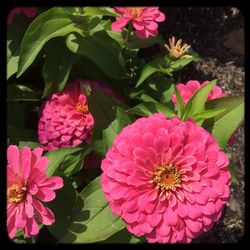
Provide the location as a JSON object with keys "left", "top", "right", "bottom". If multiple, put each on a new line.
{"left": 158, "top": 7, "right": 245, "bottom": 243}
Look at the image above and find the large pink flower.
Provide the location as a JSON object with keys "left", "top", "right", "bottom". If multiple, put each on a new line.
{"left": 172, "top": 80, "right": 225, "bottom": 106}
{"left": 38, "top": 80, "right": 94, "bottom": 151}
{"left": 112, "top": 7, "right": 165, "bottom": 40}
{"left": 101, "top": 113, "right": 231, "bottom": 243}
{"left": 7, "top": 145, "right": 63, "bottom": 239}
{"left": 7, "top": 7, "right": 37, "bottom": 24}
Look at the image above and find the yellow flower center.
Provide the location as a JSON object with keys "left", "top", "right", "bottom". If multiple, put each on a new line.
{"left": 165, "top": 36, "right": 192, "bottom": 59}
{"left": 76, "top": 103, "right": 89, "bottom": 115}
{"left": 7, "top": 184, "right": 27, "bottom": 204}
{"left": 152, "top": 164, "right": 181, "bottom": 192}
{"left": 125, "top": 7, "right": 144, "bottom": 18}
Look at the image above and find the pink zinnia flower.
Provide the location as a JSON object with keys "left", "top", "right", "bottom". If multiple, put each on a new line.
{"left": 112, "top": 7, "right": 165, "bottom": 40}
{"left": 38, "top": 80, "right": 94, "bottom": 151}
{"left": 7, "top": 145, "right": 63, "bottom": 239}
{"left": 101, "top": 113, "right": 231, "bottom": 243}
{"left": 172, "top": 80, "right": 225, "bottom": 106}
{"left": 7, "top": 7, "right": 37, "bottom": 24}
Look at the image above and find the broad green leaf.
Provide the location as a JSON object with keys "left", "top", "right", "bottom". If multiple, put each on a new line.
{"left": 129, "top": 89, "right": 158, "bottom": 103}
{"left": 7, "top": 84, "right": 41, "bottom": 101}
{"left": 136, "top": 57, "right": 173, "bottom": 88}
{"left": 203, "top": 96, "right": 244, "bottom": 149}
{"left": 169, "top": 55, "right": 201, "bottom": 71}
{"left": 61, "top": 177, "right": 125, "bottom": 243}
{"left": 128, "top": 102, "right": 176, "bottom": 118}
{"left": 42, "top": 38, "right": 78, "bottom": 97}
{"left": 182, "top": 79, "right": 217, "bottom": 120}
{"left": 47, "top": 174, "right": 78, "bottom": 240}
{"left": 174, "top": 85, "right": 185, "bottom": 118}
{"left": 17, "top": 7, "right": 81, "bottom": 77}
{"left": 100, "top": 227, "right": 145, "bottom": 243}
{"left": 45, "top": 147, "right": 88, "bottom": 177}
{"left": 86, "top": 83, "right": 125, "bottom": 155}
{"left": 83, "top": 7, "right": 121, "bottom": 17}
{"left": 66, "top": 30, "right": 128, "bottom": 80}
{"left": 192, "top": 107, "right": 226, "bottom": 125}
{"left": 103, "top": 106, "right": 132, "bottom": 152}
{"left": 7, "top": 14, "right": 31, "bottom": 79}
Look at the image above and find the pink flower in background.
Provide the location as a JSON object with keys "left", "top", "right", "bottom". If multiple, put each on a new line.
{"left": 101, "top": 113, "right": 230, "bottom": 243}
{"left": 7, "top": 7, "right": 37, "bottom": 24}
{"left": 172, "top": 80, "right": 225, "bottom": 106}
{"left": 7, "top": 145, "right": 63, "bottom": 239}
{"left": 112, "top": 7, "right": 165, "bottom": 40}
{"left": 38, "top": 80, "right": 94, "bottom": 151}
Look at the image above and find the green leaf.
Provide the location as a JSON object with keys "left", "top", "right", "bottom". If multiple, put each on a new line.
{"left": 192, "top": 107, "right": 226, "bottom": 125}
{"left": 174, "top": 85, "right": 185, "bottom": 118}
{"left": 127, "top": 32, "right": 164, "bottom": 49}
{"left": 45, "top": 146, "right": 89, "bottom": 177}
{"left": 103, "top": 106, "right": 132, "bottom": 152}
{"left": 7, "top": 14, "right": 31, "bottom": 79}
{"left": 17, "top": 7, "right": 81, "bottom": 77}
{"left": 136, "top": 57, "right": 173, "bottom": 88}
{"left": 7, "top": 84, "right": 41, "bottom": 101}
{"left": 182, "top": 79, "right": 217, "bottom": 120}
{"left": 169, "top": 55, "right": 201, "bottom": 71}
{"left": 83, "top": 7, "right": 121, "bottom": 17}
{"left": 47, "top": 174, "right": 78, "bottom": 240}
{"left": 61, "top": 177, "right": 125, "bottom": 243}
{"left": 203, "top": 96, "right": 244, "bottom": 149}
{"left": 66, "top": 30, "right": 128, "bottom": 80}
{"left": 129, "top": 89, "right": 158, "bottom": 103}
{"left": 18, "top": 141, "right": 41, "bottom": 149}
{"left": 42, "top": 38, "right": 78, "bottom": 97}
{"left": 226, "top": 153, "right": 239, "bottom": 185}
{"left": 128, "top": 102, "right": 176, "bottom": 118}
{"left": 86, "top": 83, "right": 125, "bottom": 155}
{"left": 100, "top": 227, "right": 145, "bottom": 243}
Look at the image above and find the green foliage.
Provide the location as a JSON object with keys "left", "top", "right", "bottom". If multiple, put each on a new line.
{"left": 86, "top": 84, "right": 126, "bottom": 156}
{"left": 66, "top": 30, "right": 128, "bottom": 80}
{"left": 103, "top": 106, "right": 133, "bottom": 152}
{"left": 82, "top": 7, "right": 121, "bottom": 17}
{"left": 7, "top": 84, "right": 41, "bottom": 101}
{"left": 226, "top": 153, "right": 239, "bottom": 185}
{"left": 17, "top": 7, "right": 81, "bottom": 77}
{"left": 47, "top": 174, "right": 78, "bottom": 240}
{"left": 174, "top": 85, "right": 185, "bottom": 117}
{"left": 60, "top": 177, "right": 125, "bottom": 243}
{"left": 7, "top": 126, "right": 38, "bottom": 146}
{"left": 127, "top": 32, "right": 164, "bottom": 49}
{"left": 203, "top": 96, "right": 244, "bottom": 149}
{"left": 45, "top": 146, "right": 91, "bottom": 177}
{"left": 128, "top": 101, "right": 176, "bottom": 118}
{"left": 7, "top": 14, "right": 31, "bottom": 79}
{"left": 182, "top": 79, "right": 217, "bottom": 121}
{"left": 42, "top": 38, "right": 79, "bottom": 97}
{"left": 136, "top": 57, "right": 173, "bottom": 87}
{"left": 169, "top": 54, "right": 201, "bottom": 71}
{"left": 100, "top": 227, "right": 145, "bottom": 243}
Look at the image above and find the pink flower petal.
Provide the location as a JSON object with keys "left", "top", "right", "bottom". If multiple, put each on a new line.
{"left": 7, "top": 145, "right": 20, "bottom": 174}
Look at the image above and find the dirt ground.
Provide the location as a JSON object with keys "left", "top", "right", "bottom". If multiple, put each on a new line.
{"left": 158, "top": 7, "right": 245, "bottom": 243}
